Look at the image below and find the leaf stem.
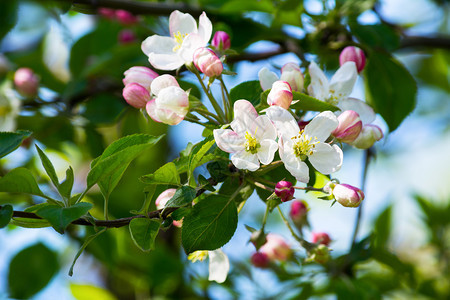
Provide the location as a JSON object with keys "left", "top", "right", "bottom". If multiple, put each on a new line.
{"left": 277, "top": 206, "right": 314, "bottom": 251}
{"left": 219, "top": 77, "right": 232, "bottom": 122}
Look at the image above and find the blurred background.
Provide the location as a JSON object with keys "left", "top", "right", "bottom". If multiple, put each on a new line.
{"left": 0, "top": 0, "right": 449, "bottom": 299}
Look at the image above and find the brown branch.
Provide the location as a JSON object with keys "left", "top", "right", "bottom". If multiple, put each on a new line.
{"left": 400, "top": 35, "right": 450, "bottom": 50}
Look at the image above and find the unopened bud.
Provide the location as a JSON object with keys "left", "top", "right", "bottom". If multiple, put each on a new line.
{"left": 308, "top": 244, "right": 330, "bottom": 264}
{"left": 115, "top": 9, "right": 138, "bottom": 25}
{"left": 155, "top": 189, "right": 182, "bottom": 227}
{"left": 251, "top": 252, "right": 270, "bottom": 268}
{"left": 212, "top": 31, "right": 231, "bottom": 50}
{"left": 351, "top": 124, "right": 383, "bottom": 149}
{"left": 333, "top": 184, "right": 364, "bottom": 207}
{"left": 339, "top": 46, "right": 366, "bottom": 73}
{"left": 259, "top": 234, "right": 292, "bottom": 262}
{"left": 275, "top": 181, "right": 295, "bottom": 202}
{"left": 193, "top": 47, "right": 223, "bottom": 78}
{"left": 289, "top": 200, "right": 308, "bottom": 225}
{"left": 122, "top": 83, "right": 151, "bottom": 108}
{"left": 118, "top": 29, "right": 136, "bottom": 44}
{"left": 146, "top": 85, "right": 189, "bottom": 125}
{"left": 150, "top": 74, "right": 179, "bottom": 96}
{"left": 311, "top": 232, "right": 331, "bottom": 246}
{"left": 267, "top": 81, "right": 293, "bottom": 110}
{"left": 98, "top": 7, "right": 116, "bottom": 19}
{"left": 250, "top": 230, "right": 267, "bottom": 250}
{"left": 14, "top": 68, "right": 39, "bottom": 98}
{"left": 332, "top": 110, "right": 362, "bottom": 143}
{"left": 280, "top": 63, "right": 304, "bottom": 91}
{"left": 123, "top": 66, "right": 158, "bottom": 92}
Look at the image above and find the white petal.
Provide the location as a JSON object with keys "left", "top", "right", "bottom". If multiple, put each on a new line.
{"left": 141, "top": 35, "right": 184, "bottom": 70}
{"left": 282, "top": 152, "right": 309, "bottom": 183}
{"left": 145, "top": 99, "right": 161, "bottom": 123}
{"left": 265, "top": 106, "right": 299, "bottom": 139}
{"left": 308, "top": 61, "right": 329, "bottom": 101}
{"left": 155, "top": 86, "right": 189, "bottom": 115}
{"left": 198, "top": 12, "right": 212, "bottom": 44}
{"left": 304, "top": 111, "right": 338, "bottom": 142}
{"left": 231, "top": 151, "right": 260, "bottom": 171}
{"left": 178, "top": 33, "right": 205, "bottom": 62}
{"left": 169, "top": 10, "right": 197, "bottom": 36}
{"left": 258, "top": 67, "right": 279, "bottom": 91}
{"left": 230, "top": 100, "right": 258, "bottom": 134}
{"left": 213, "top": 129, "right": 245, "bottom": 153}
{"left": 329, "top": 61, "right": 357, "bottom": 100}
{"left": 208, "top": 249, "right": 229, "bottom": 284}
{"left": 253, "top": 115, "right": 277, "bottom": 141}
{"left": 338, "top": 97, "right": 376, "bottom": 125}
{"left": 309, "top": 143, "right": 343, "bottom": 174}
{"left": 257, "top": 139, "right": 278, "bottom": 165}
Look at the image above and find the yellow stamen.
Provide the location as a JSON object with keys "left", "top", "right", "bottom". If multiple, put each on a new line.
{"left": 172, "top": 31, "right": 188, "bottom": 52}
{"left": 244, "top": 131, "right": 260, "bottom": 154}
{"left": 188, "top": 250, "right": 209, "bottom": 263}
{"left": 292, "top": 129, "right": 320, "bottom": 160}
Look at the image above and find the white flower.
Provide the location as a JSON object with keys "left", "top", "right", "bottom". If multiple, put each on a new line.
{"left": 188, "top": 249, "right": 230, "bottom": 284}
{"left": 258, "top": 62, "right": 304, "bottom": 92}
{"left": 213, "top": 100, "right": 278, "bottom": 172}
{"left": 266, "top": 106, "right": 343, "bottom": 183}
{"left": 141, "top": 10, "right": 212, "bottom": 70}
{"left": 0, "top": 81, "right": 21, "bottom": 131}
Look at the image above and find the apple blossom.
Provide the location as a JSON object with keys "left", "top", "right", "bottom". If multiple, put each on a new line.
{"left": 155, "top": 188, "right": 182, "bottom": 227}
{"left": 193, "top": 47, "right": 223, "bottom": 77}
{"left": 290, "top": 200, "right": 308, "bottom": 225}
{"left": 259, "top": 234, "right": 292, "bottom": 261}
{"left": 267, "top": 81, "right": 293, "bottom": 109}
{"left": 340, "top": 46, "right": 366, "bottom": 73}
{"left": 115, "top": 9, "right": 138, "bottom": 25}
{"left": 312, "top": 232, "right": 331, "bottom": 246}
{"left": 141, "top": 10, "right": 212, "bottom": 70}
{"left": 251, "top": 252, "right": 270, "bottom": 268}
{"left": 266, "top": 106, "right": 343, "bottom": 183}
{"left": 351, "top": 124, "right": 383, "bottom": 149}
{"left": 213, "top": 100, "right": 278, "bottom": 171}
{"left": 118, "top": 29, "right": 136, "bottom": 44}
{"left": 332, "top": 183, "right": 365, "bottom": 207}
{"left": 146, "top": 75, "right": 189, "bottom": 125}
{"left": 14, "top": 68, "right": 39, "bottom": 98}
{"left": 332, "top": 110, "right": 363, "bottom": 143}
{"left": 212, "top": 31, "right": 231, "bottom": 50}
{"left": 259, "top": 62, "right": 304, "bottom": 92}
{"left": 188, "top": 249, "right": 230, "bottom": 283}
{"left": 275, "top": 181, "right": 295, "bottom": 202}
{"left": 0, "top": 82, "right": 21, "bottom": 131}
{"left": 122, "top": 83, "right": 151, "bottom": 108}
{"left": 123, "top": 66, "right": 159, "bottom": 90}
{"left": 122, "top": 66, "right": 158, "bottom": 108}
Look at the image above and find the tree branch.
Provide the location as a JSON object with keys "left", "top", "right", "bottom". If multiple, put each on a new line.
{"left": 400, "top": 35, "right": 450, "bottom": 50}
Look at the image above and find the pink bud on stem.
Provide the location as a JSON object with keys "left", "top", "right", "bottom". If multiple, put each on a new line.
{"left": 193, "top": 47, "right": 223, "bottom": 78}
{"left": 14, "top": 67, "right": 39, "bottom": 98}
{"left": 339, "top": 46, "right": 366, "bottom": 73}
{"left": 275, "top": 181, "right": 295, "bottom": 202}
{"left": 212, "top": 31, "right": 231, "bottom": 50}
{"left": 267, "top": 81, "right": 293, "bottom": 110}
{"left": 332, "top": 110, "right": 362, "bottom": 143}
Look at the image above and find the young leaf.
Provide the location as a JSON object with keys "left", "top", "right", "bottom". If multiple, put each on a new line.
{"left": 59, "top": 166, "right": 74, "bottom": 200}
{"left": 165, "top": 186, "right": 196, "bottom": 208}
{"left": 0, "top": 168, "right": 45, "bottom": 197}
{"left": 35, "top": 145, "right": 60, "bottom": 189}
{"left": 0, "top": 130, "right": 32, "bottom": 159}
{"left": 140, "top": 162, "right": 180, "bottom": 186}
{"left": 188, "top": 136, "right": 215, "bottom": 186}
{"left": 364, "top": 52, "right": 417, "bottom": 132}
{"left": 35, "top": 202, "right": 93, "bottom": 234}
{"left": 291, "top": 92, "right": 340, "bottom": 112}
{"left": 182, "top": 195, "right": 238, "bottom": 254}
{"left": 229, "top": 80, "right": 263, "bottom": 106}
{"left": 0, "top": 204, "right": 13, "bottom": 228}
{"left": 129, "top": 218, "right": 161, "bottom": 252}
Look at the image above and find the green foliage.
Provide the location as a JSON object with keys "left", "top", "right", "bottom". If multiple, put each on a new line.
{"left": 229, "top": 80, "right": 263, "bottom": 106}
{"left": 351, "top": 24, "right": 400, "bottom": 51}
{"left": 364, "top": 52, "right": 417, "bottom": 132}
{"left": 0, "top": 130, "right": 31, "bottom": 159}
{"left": 0, "top": 204, "right": 13, "bottom": 228}
{"left": 182, "top": 195, "right": 238, "bottom": 253}
{"left": 187, "top": 136, "right": 216, "bottom": 186}
{"left": 35, "top": 202, "right": 93, "bottom": 234}
{"left": 291, "top": 92, "right": 340, "bottom": 112}
{"left": 70, "top": 284, "right": 117, "bottom": 300}
{"left": 140, "top": 162, "right": 181, "bottom": 186}
{"left": 129, "top": 218, "right": 161, "bottom": 252}
{"left": 372, "top": 205, "right": 392, "bottom": 249}
{"left": 8, "top": 243, "right": 59, "bottom": 299}
{"left": 0, "top": 168, "right": 46, "bottom": 198}
{"left": 165, "top": 186, "right": 196, "bottom": 208}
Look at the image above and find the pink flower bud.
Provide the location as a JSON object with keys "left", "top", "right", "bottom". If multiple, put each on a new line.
{"left": 146, "top": 85, "right": 189, "bottom": 125}
{"left": 251, "top": 252, "right": 270, "bottom": 268}
{"left": 332, "top": 110, "right": 362, "bottom": 143}
{"left": 115, "top": 9, "right": 138, "bottom": 25}
{"left": 351, "top": 124, "right": 383, "bottom": 149}
{"left": 150, "top": 74, "right": 179, "bottom": 96}
{"left": 280, "top": 63, "right": 304, "bottom": 91}
{"left": 212, "top": 31, "right": 231, "bottom": 50}
{"left": 193, "top": 47, "right": 223, "bottom": 78}
{"left": 267, "top": 81, "right": 293, "bottom": 109}
{"left": 98, "top": 7, "right": 116, "bottom": 19}
{"left": 14, "top": 68, "right": 39, "bottom": 97}
{"left": 122, "top": 83, "right": 151, "bottom": 108}
{"left": 123, "top": 66, "right": 158, "bottom": 92}
{"left": 118, "top": 29, "right": 136, "bottom": 44}
{"left": 333, "top": 184, "right": 364, "bottom": 207}
{"left": 339, "top": 46, "right": 366, "bottom": 73}
{"left": 259, "top": 234, "right": 292, "bottom": 262}
{"left": 155, "top": 189, "right": 182, "bottom": 227}
{"left": 290, "top": 200, "right": 308, "bottom": 224}
{"left": 275, "top": 181, "right": 295, "bottom": 202}
{"left": 311, "top": 232, "right": 331, "bottom": 246}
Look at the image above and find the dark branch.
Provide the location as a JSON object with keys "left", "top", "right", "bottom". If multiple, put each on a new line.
{"left": 400, "top": 35, "right": 450, "bottom": 50}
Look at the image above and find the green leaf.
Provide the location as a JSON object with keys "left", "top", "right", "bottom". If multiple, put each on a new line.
{"left": 373, "top": 205, "right": 392, "bottom": 249}
{"left": 229, "top": 80, "right": 263, "bottom": 106}
{"left": 188, "top": 136, "right": 215, "bottom": 186}
{"left": 0, "top": 130, "right": 32, "bottom": 159}
{"left": 0, "top": 168, "right": 45, "bottom": 197}
{"left": 8, "top": 243, "right": 59, "bottom": 299}
{"left": 35, "top": 145, "right": 60, "bottom": 189}
{"left": 87, "top": 134, "right": 164, "bottom": 196}
{"left": 135, "top": 184, "right": 156, "bottom": 215}
{"left": 140, "top": 162, "right": 180, "bottom": 186}
{"left": 70, "top": 284, "right": 117, "bottom": 300}
{"left": 129, "top": 218, "right": 161, "bottom": 252}
{"left": 10, "top": 217, "right": 51, "bottom": 228}
{"left": 0, "top": 204, "right": 13, "bottom": 228}
{"left": 59, "top": 167, "right": 74, "bottom": 200}
{"left": 182, "top": 195, "right": 238, "bottom": 254}
{"left": 364, "top": 52, "right": 417, "bottom": 132}
{"left": 35, "top": 202, "right": 93, "bottom": 234}
{"left": 291, "top": 92, "right": 340, "bottom": 112}
{"left": 351, "top": 23, "right": 400, "bottom": 51}
{"left": 165, "top": 186, "right": 196, "bottom": 208}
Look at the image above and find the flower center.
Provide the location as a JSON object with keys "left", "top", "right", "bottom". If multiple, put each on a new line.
{"left": 292, "top": 130, "right": 319, "bottom": 160}
{"left": 172, "top": 31, "right": 188, "bottom": 52}
{"left": 244, "top": 131, "right": 260, "bottom": 154}
{"left": 327, "top": 89, "right": 341, "bottom": 105}
{"left": 187, "top": 250, "right": 209, "bottom": 263}
{"left": 0, "top": 105, "right": 12, "bottom": 116}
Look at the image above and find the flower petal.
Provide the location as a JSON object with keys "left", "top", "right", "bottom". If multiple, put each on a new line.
{"left": 179, "top": 33, "right": 205, "bottom": 62}
{"left": 253, "top": 115, "right": 277, "bottom": 141}
{"left": 265, "top": 106, "right": 299, "bottom": 139}
{"left": 309, "top": 143, "right": 343, "bottom": 174}
{"left": 304, "top": 111, "right": 338, "bottom": 142}
{"left": 169, "top": 10, "right": 197, "bottom": 37}
{"left": 146, "top": 99, "right": 161, "bottom": 123}
{"left": 231, "top": 150, "right": 260, "bottom": 171}
{"left": 308, "top": 61, "right": 329, "bottom": 101}
{"left": 282, "top": 151, "right": 309, "bottom": 183}
{"left": 257, "top": 139, "right": 278, "bottom": 165}
{"left": 208, "top": 249, "right": 229, "bottom": 284}
{"left": 230, "top": 100, "right": 258, "bottom": 134}
{"left": 155, "top": 86, "right": 189, "bottom": 115}
{"left": 141, "top": 35, "right": 184, "bottom": 70}
{"left": 338, "top": 97, "right": 376, "bottom": 125}
{"left": 329, "top": 61, "right": 357, "bottom": 100}
{"left": 213, "top": 129, "right": 245, "bottom": 153}
{"left": 258, "top": 67, "right": 279, "bottom": 91}
{"left": 198, "top": 12, "right": 212, "bottom": 44}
